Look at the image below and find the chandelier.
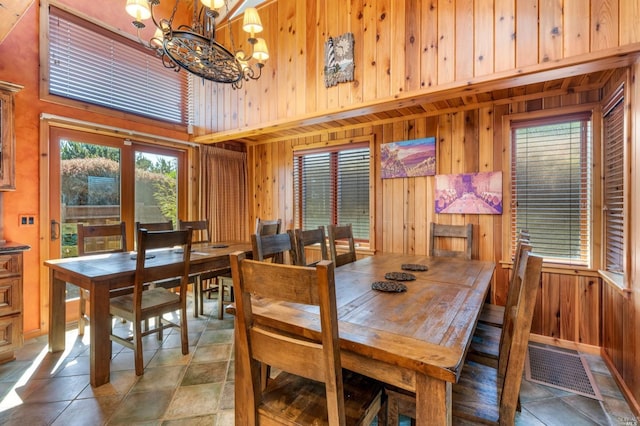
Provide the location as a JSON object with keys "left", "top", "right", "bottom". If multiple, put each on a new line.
{"left": 125, "top": 0, "right": 269, "bottom": 89}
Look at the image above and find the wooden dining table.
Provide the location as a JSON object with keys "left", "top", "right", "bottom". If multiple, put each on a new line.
{"left": 234, "top": 252, "right": 495, "bottom": 425}
{"left": 44, "top": 240, "right": 251, "bottom": 387}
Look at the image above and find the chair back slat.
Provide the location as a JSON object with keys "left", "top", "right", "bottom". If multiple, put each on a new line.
{"left": 293, "top": 226, "right": 328, "bottom": 266}
{"left": 429, "top": 223, "right": 473, "bottom": 259}
{"left": 230, "top": 252, "right": 346, "bottom": 423}
{"left": 179, "top": 219, "right": 210, "bottom": 244}
{"left": 255, "top": 218, "right": 281, "bottom": 236}
{"left": 135, "top": 220, "right": 173, "bottom": 232}
{"left": 77, "top": 222, "right": 127, "bottom": 256}
{"left": 133, "top": 229, "right": 193, "bottom": 304}
{"left": 251, "top": 232, "right": 295, "bottom": 264}
{"left": 328, "top": 224, "right": 357, "bottom": 267}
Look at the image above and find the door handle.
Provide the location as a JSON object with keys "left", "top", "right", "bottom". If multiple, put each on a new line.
{"left": 51, "top": 220, "right": 60, "bottom": 241}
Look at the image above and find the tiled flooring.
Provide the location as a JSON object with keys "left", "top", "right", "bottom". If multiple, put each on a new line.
{"left": 0, "top": 296, "right": 637, "bottom": 425}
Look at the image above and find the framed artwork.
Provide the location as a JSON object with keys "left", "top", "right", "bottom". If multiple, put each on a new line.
{"left": 380, "top": 137, "right": 436, "bottom": 179}
{"left": 435, "top": 171, "right": 503, "bottom": 214}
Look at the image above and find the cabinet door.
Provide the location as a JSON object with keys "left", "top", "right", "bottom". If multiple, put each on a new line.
{"left": 0, "top": 82, "right": 21, "bottom": 191}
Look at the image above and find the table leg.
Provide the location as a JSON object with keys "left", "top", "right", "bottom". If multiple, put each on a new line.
{"left": 48, "top": 272, "right": 66, "bottom": 352}
{"left": 415, "top": 373, "right": 452, "bottom": 425}
{"left": 234, "top": 317, "right": 255, "bottom": 426}
{"left": 90, "top": 283, "right": 111, "bottom": 387}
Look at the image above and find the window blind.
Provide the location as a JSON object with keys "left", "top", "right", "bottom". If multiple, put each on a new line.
{"left": 294, "top": 145, "right": 370, "bottom": 241}
{"left": 603, "top": 91, "right": 625, "bottom": 273}
{"left": 511, "top": 113, "right": 592, "bottom": 265}
{"left": 48, "top": 6, "right": 188, "bottom": 125}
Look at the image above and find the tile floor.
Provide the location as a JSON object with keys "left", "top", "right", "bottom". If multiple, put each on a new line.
{"left": 0, "top": 296, "right": 637, "bottom": 425}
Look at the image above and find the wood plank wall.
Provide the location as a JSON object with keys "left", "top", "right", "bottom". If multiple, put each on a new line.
{"left": 246, "top": 73, "right": 640, "bottom": 411}
{"left": 191, "top": 0, "right": 640, "bottom": 136}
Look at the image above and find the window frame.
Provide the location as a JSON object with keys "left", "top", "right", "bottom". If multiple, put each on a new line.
{"left": 599, "top": 80, "right": 630, "bottom": 290}
{"left": 502, "top": 105, "right": 599, "bottom": 269}
{"left": 292, "top": 136, "right": 375, "bottom": 248}
{"left": 39, "top": 0, "right": 189, "bottom": 132}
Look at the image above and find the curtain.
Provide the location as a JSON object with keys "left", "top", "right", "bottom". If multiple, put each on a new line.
{"left": 200, "top": 146, "right": 249, "bottom": 242}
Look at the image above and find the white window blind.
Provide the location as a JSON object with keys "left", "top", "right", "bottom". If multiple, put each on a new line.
{"left": 511, "top": 113, "right": 592, "bottom": 265}
{"left": 48, "top": 6, "right": 188, "bottom": 125}
{"left": 294, "top": 144, "right": 370, "bottom": 241}
{"left": 603, "top": 89, "right": 625, "bottom": 274}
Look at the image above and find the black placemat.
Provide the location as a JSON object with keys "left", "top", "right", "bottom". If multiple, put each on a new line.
{"left": 372, "top": 281, "right": 407, "bottom": 292}
{"left": 401, "top": 263, "right": 428, "bottom": 271}
{"left": 384, "top": 271, "right": 416, "bottom": 281}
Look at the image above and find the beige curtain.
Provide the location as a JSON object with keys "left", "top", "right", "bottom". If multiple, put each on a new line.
{"left": 200, "top": 146, "right": 249, "bottom": 242}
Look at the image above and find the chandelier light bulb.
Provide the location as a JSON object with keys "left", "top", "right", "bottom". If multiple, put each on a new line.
{"left": 125, "top": 0, "right": 151, "bottom": 21}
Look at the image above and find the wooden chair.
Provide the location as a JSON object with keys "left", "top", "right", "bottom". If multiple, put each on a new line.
{"left": 178, "top": 219, "right": 232, "bottom": 317}
{"left": 217, "top": 218, "right": 282, "bottom": 320}
{"left": 229, "top": 251, "right": 384, "bottom": 425}
{"left": 429, "top": 222, "right": 473, "bottom": 260}
{"left": 76, "top": 222, "right": 127, "bottom": 335}
{"left": 109, "top": 228, "right": 193, "bottom": 376}
{"left": 293, "top": 226, "right": 329, "bottom": 266}
{"left": 385, "top": 251, "right": 543, "bottom": 425}
{"left": 251, "top": 232, "right": 296, "bottom": 264}
{"left": 467, "top": 241, "right": 533, "bottom": 367}
{"left": 328, "top": 224, "right": 357, "bottom": 267}
{"left": 478, "top": 230, "right": 530, "bottom": 328}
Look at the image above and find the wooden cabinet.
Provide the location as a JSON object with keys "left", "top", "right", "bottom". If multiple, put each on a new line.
{"left": 0, "top": 249, "right": 25, "bottom": 364}
{"left": 0, "top": 81, "right": 22, "bottom": 191}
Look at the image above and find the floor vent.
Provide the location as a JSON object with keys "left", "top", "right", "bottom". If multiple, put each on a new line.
{"left": 525, "top": 343, "right": 602, "bottom": 400}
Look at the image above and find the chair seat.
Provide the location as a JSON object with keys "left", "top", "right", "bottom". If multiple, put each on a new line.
{"left": 452, "top": 360, "right": 502, "bottom": 424}
{"left": 467, "top": 322, "right": 501, "bottom": 367}
{"left": 110, "top": 288, "right": 180, "bottom": 320}
{"left": 260, "top": 370, "right": 383, "bottom": 426}
{"left": 479, "top": 303, "right": 505, "bottom": 327}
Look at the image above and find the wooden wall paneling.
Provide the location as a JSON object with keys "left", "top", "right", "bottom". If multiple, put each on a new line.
{"left": 390, "top": 0, "right": 406, "bottom": 96}
{"left": 305, "top": 0, "right": 318, "bottom": 114}
{"left": 391, "top": 121, "right": 407, "bottom": 254}
{"left": 361, "top": 0, "right": 377, "bottom": 102}
{"left": 577, "top": 276, "right": 601, "bottom": 345}
{"left": 277, "top": 0, "right": 296, "bottom": 117}
{"left": 420, "top": 0, "right": 438, "bottom": 90}
{"left": 477, "top": 106, "right": 494, "bottom": 270}
{"left": 493, "top": 0, "right": 515, "bottom": 72}
{"left": 413, "top": 118, "right": 428, "bottom": 255}
{"left": 326, "top": 0, "right": 341, "bottom": 109}
{"left": 337, "top": 0, "right": 352, "bottom": 108}
{"left": 404, "top": 0, "right": 420, "bottom": 93}
{"left": 538, "top": 0, "right": 563, "bottom": 63}
{"left": 437, "top": 0, "right": 455, "bottom": 84}
{"left": 406, "top": 119, "right": 417, "bottom": 254}
{"left": 376, "top": 0, "right": 391, "bottom": 98}
{"left": 623, "top": 292, "right": 637, "bottom": 400}
{"left": 436, "top": 113, "right": 453, "bottom": 232}
{"left": 474, "top": 0, "right": 494, "bottom": 77}
{"left": 277, "top": 141, "right": 290, "bottom": 229}
{"left": 315, "top": 0, "right": 328, "bottom": 111}
{"left": 591, "top": 0, "right": 619, "bottom": 51}
{"left": 463, "top": 110, "right": 480, "bottom": 257}
{"left": 266, "top": 2, "right": 279, "bottom": 123}
{"left": 381, "top": 123, "right": 394, "bottom": 252}
{"left": 454, "top": 0, "right": 474, "bottom": 81}
{"left": 541, "top": 272, "right": 561, "bottom": 339}
{"left": 619, "top": 0, "right": 640, "bottom": 45}
{"left": 493, "top": 104, "right": 509, "bottom": 304}
{"left": 350, "top": 0, "right": 364, "bottom": 105}
{"left": 372, "top": 124, "right": 384, "bottom": 253}
{"left": 294, "top": 0, "right": 307, "bottom": 116}
{"left": 558, "top": 274, "right": 577, "bottom": 342}
{"left": 515, "top": 0, "right": 539, "bottom": 67}
{"left": 563, "top": 0, "right": 590, "bottom": 57}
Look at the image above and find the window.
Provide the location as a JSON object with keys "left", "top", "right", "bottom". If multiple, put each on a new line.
{"left": 602, "top": 86, "right": 626, "bottom": 280}
{"left": 46, "top": 5, "right": 188, "bottom": 125}
{"left": 511, "top": 112, "right": 592, "bottom": 265}
{"left": 294, "top": 143, "right": 370, "bottom": 242}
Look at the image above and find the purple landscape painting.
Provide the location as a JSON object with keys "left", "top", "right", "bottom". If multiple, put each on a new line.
{"left": 380, "top": 137, "right": 436, "bottom": 179}
{"left": 435, "top": 171, "right": 503, "bottom": 214}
